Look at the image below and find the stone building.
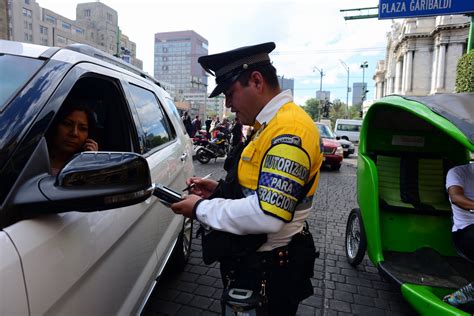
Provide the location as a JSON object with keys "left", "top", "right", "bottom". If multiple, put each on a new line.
{"left": 0, "top": 0, "right": 8, "bottom": 40}
{"left": 6, "top": 0, "right": 142, "bottom": 68}
{"left": 374, "top": 15, "right": 470, "bottom": 99}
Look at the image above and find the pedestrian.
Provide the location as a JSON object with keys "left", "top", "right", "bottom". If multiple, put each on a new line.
{"left": 230, "top": 116, "right": 243, "bottom": 147}
{"left": 192, "top": 115, "right": 202, "bottom": 135}
{"left": 170, "top": 42, "right": 323, "bottom": 315}
{"left": 182, "top": 111, "right": 194, "bottom": 137}
{"left": 205, "top": 117, "right": 212, "bottom": 139}
{"left": 443, "top": 163, "right": 474, "bottom": 311}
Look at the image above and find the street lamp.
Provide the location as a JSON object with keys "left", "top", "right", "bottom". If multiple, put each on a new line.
{"left": 360, "top": 61, "right": 368, "bottom": 103}
{"left": 313, "top": 66, "right": 324, "bottom": 121}
{"left": 339, "top": 59, "right": 350, "bottom": 118}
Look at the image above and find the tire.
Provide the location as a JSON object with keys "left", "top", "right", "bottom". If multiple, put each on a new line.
{"left": 343, "top": 152, "right": 350, "bottom": 158}
{"left": 345, "top": 208, "right": 367, "bottom": 266}
{"left": 196, "top": 148, "right": 211, "bottom": 164}
{"left": 168, "top": 218, "right": 193, "bottom": 273}
{"left": 331, "top": 163, "right": 341, "bottom": 171}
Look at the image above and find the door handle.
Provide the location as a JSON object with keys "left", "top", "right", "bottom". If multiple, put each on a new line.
{"left": 180, "top": 153, "right": 188, "bottom": 161}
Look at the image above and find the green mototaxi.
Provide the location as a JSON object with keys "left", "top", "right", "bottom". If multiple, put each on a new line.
{"left": 345, "top": 93, "right": 474, "bottom": 315}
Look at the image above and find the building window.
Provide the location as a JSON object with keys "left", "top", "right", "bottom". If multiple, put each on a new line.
{"left": 62, "top": 21, "right": 71, "bottom": 30}
{"left": 107, "top": 13, "right": 113, "bottom": 22}
{"left": 45, "top": 15, "right": 56, "bottom": 25}
{"left": 84, "top": 9, "right": 91, "bottom": 17}
{"left": 57, "top": 35, "right": 66, "bottom": 45}
{"left": 24, "top": 0, "right": 30, "bottom": 4}
{"left": 22, "top": 8, "right": 32, "bottom": 17}
{"left": 75, "top": 27, "right": 84, "bottom": 35}
{"left": 40, "top": 26, "right": 48, "bottom": 34}
{"left": 24, "top": 33, "right": 29, "bottom": 41}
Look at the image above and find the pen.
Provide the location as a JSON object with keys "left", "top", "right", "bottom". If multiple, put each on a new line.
{"left": 182, "top": 172, "right": 213, "bottom": 191}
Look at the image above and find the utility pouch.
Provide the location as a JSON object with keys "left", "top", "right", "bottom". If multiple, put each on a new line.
{"left": 198, "top": 227, "right": 267, "bottom": 265}
{"left": 288, "top": 224, "right": 319, "bottom": 279}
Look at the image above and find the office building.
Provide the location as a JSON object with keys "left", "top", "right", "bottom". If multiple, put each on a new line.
{"left": 352, "top": 83, "right": 367, "bottom": 106}
{"left": 154, "top": 30, "right": 209, "bottom": 117}
{"left": 6, "top": 0, "right": 142, "bottom": 68}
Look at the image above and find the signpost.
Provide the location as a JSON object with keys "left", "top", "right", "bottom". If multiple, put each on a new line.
{"left": 379, "top": 0, "right": 474, "bottom": 19}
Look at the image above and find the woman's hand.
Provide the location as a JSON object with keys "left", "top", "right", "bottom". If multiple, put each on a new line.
{"left": 82, "top": 138, "right": 98, "bottom": 151}
{"left": 185, "top": 177, "right": 218, "bottom": 199}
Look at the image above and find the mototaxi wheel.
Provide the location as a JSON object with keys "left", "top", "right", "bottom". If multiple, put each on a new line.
{"left": 345, "top": 208, "right": 367, "bottom": 266}
{"left": 196, "top": 148, "right": 211, "bottom": 164}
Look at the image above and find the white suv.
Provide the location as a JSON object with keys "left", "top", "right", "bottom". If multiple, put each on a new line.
{"left": 0, "top": 40, "right": 194, "bottom": 315}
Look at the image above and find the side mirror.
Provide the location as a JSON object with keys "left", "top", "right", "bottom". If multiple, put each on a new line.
{"left": 13, "top": 151, "right": 153, "bottom": 218}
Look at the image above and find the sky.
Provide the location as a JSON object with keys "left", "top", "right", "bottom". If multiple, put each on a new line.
{"left": 36, "top": 0, "right": 395, "bottom": 106}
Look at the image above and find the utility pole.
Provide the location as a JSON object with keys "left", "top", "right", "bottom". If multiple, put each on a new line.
{"left": 339, "top": 59, "right": 350, "bottom": 118}
{"left": 360, "top": 61, "right": 368, "bottom": 102}
{"left": 313, "top": 66, "right": 324, "bottom": 121}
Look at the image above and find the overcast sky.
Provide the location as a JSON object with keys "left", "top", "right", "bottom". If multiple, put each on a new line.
{"left": 37, "top": 0, "right": 394, "bottom": 105}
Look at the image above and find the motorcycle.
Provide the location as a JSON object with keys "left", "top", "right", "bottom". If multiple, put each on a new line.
{"left": 196, "top": 131, "right": 231, "bottom": 164}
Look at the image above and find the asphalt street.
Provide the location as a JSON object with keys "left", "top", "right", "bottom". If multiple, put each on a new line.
{"left": 142, "top": 151, "right": 418, "bottom": 315}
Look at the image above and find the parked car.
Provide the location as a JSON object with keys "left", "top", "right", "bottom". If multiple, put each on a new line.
{"left": 0, "top": 40, "right": 194, "bottom": 315}
{"left": 315, "top": 122, "right": 344, "bottom": 170}
{"left": 334, "top": 119, "right": 362, "bottom": 142}
{"left": 338, "top": 137, "right": 355, "bottom": 158}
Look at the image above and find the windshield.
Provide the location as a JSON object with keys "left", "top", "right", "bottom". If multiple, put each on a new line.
{"left": 317, "top": 124, "right": 335, "bottom": 139}
{"left": 0, "top": 54, "right": 44, "bottom": 110}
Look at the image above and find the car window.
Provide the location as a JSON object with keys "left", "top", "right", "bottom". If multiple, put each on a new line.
{"left": 317, "top": 124, "right": 335, "bottom": 139}
{"left": 165, "top": 97, "right": 187, "bottom": 135}
{"left": 0, "top": 55, "right": 44, "bottom": 110}
{"left": 128, "top": 84, "right": 175, "bottom": 153}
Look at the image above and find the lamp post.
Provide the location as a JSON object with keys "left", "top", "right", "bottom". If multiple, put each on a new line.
{"left": 313, "top": 66, "right": 324, "bottom": 121}
{"left": 339, "top": 59, "right": 350, "bottom": 118}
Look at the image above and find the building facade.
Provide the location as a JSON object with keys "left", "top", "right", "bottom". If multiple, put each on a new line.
{"left": 278, "top": 76, "right": 295, "bottom": 96}
{"left": 352, "top": 82, "right": 367, "bottom": 106}
{"left": 154, "top": 30, "right": 209, "bottom": 117}
{"left": 0, "top": 0, "right": 8, "bottom": 40}
{"left": 374, "top": 15, "right": 470, "bottom": 99}
{"left": 6, "top": 0, "right": 142, "bottom": 68}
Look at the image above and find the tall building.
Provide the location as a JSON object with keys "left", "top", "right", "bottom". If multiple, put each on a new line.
{"left": 154, "top": 30, "right": 208, "bottom": 110}
{"left": 352, "top": 83, "right": 367, "bottom": 106}
{"left": 278, "top": 76, "right": 295, "bottom": 96}
{"left": 374, "top": 15, "right": 470, "bottom": 99}
{"left": 6, "top": 0, "right": 142, "bottom": 68}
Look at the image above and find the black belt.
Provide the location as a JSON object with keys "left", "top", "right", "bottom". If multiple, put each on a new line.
{"left": 233, "top": 245, "right": 290, "bottom": 269}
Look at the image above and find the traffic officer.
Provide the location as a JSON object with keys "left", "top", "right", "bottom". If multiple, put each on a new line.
{"left": 171, "top": 42, "right": 323, "bottom": 315}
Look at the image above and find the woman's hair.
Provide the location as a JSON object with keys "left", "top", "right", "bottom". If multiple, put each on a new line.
{"left": 45, "top": 100, "right": 97, "bottom": 150}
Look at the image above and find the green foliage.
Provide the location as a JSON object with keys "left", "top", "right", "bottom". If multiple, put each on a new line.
{"left": 302, "top": 98, "right": 321, "bottom": 120}
{"left": 455, "top": 50, "right": 474, "bottom": 93}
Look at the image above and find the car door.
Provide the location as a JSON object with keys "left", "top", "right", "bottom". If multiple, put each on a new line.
{"left": 3, "top": 62, "right": 169, "bottom": 315}
{"left": 123, "top": 77, "right": 191, "bottom": 271}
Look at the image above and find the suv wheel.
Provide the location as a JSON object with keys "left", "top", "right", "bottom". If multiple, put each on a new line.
{"left": 169, "top": 218, "right": 193, "bottom": 272}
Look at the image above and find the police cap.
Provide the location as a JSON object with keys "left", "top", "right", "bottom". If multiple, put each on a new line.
{"left": 198, "top": 42, "right": 276, "bottom": 98}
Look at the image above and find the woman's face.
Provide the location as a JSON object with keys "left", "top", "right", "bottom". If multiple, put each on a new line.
{"left": 53, "top": 110, "right": 89, "bottom": 155}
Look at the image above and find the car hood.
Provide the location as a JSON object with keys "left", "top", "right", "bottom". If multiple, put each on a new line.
{"left": 322, "top": 138, "right": 340, "bottom": 148}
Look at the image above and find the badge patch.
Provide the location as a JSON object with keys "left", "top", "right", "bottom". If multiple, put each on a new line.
{"left": 272, "top": 134, "right": 301, "bottom": 146}
{"left": 258, "top": 143, "right": 310, "bottom": 222}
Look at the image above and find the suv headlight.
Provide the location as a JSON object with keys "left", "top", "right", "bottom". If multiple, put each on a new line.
{"left": 336, "top": 146, "right": 344, "bottom": 156}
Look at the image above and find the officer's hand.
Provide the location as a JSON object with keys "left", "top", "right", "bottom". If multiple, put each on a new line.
{"left": 186, "top": 177, "right": 218, "bottom": 198}
{"left": 170, "top": 194, "right": 202, "bottom": 219}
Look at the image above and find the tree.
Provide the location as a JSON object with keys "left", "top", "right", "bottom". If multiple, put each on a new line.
{"left": 302, "top": 98, "right": 321, "bottom": 120}
{"left": 455, "top": 50, "right": 474, "bottom": 93}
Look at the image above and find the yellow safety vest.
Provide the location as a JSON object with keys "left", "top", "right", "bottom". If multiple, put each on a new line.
{"left": 238, "top": 101, "right": 323, "bottom": 222}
